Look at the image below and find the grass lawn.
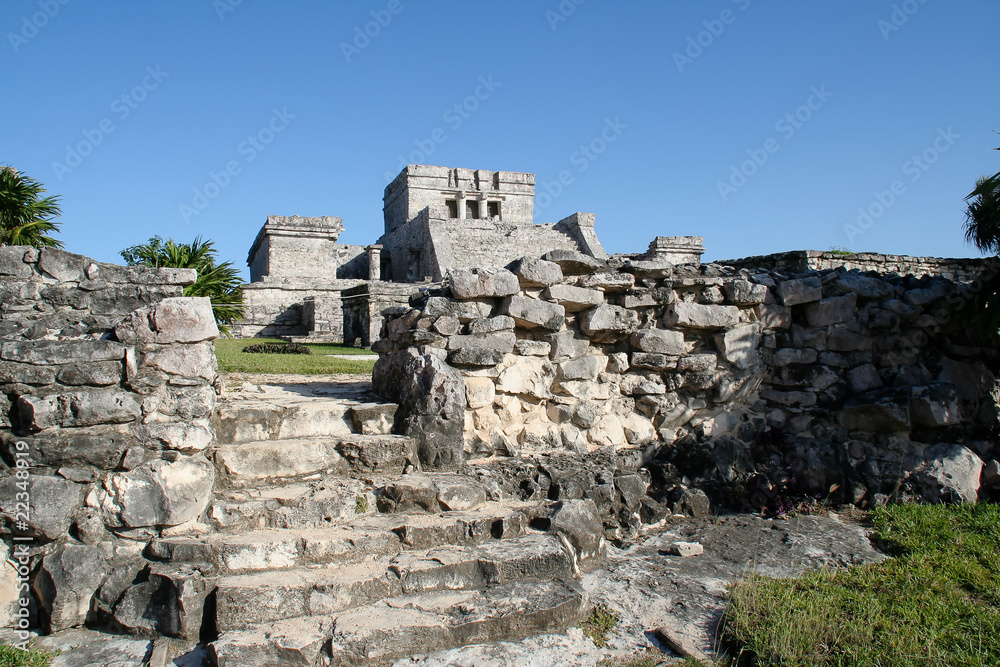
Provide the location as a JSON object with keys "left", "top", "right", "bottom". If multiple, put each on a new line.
{"left": 214, "top": 338, "right": 377, "bottom": 375}
{"left": 0, "top": 645, "right": 56, "bottom": 667}
{"left": 725, "top": 502, "right": 1000, "bottom": 666}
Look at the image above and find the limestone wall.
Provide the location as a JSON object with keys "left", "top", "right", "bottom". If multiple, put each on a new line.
{"left": 233, "top": 278, "right": 364, "bottom": 339}
{"left": 373, "top": 251, "right": 999, "bottom": 508}
{"left": 0, "top": 246, "right": 220, "bottom": 631}
{"left": 721, "top": 250, "right": 990, "bottom": 283}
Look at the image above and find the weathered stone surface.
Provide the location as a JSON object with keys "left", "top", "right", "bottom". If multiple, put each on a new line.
{"left": 772, "top": 347, "right": 818, "bottom": 367}
{"left": 835, "top": 272, "right": 893, "bottom": 298}
{"left": 464, "top": 377, "right": 496, "bottom": 410}
{"left": 542, "top": 249, "right": 604, "bottom": 274}
{"left": 350, "top": 403, "right": 398, "bottom": 435}
{"left": 543, "top": 284, "right": 605, "bottom": 312}
{"left": 632, "top": 328, "right": 687, "bottom": 355}
{"left": 33, "top": 544, "right": 106, "bottom": 631}
{"left": 423, "top": 297, "right": 493, "bottom": 322}
{"left": 759, "top": 303, "right": 792, "bottom": 329}
{"left": 467, "top": 315, "right": 515, "bottom": 334}
{"left": 546, "top": 330, "right": 590, "bottom": 361}
{"left": 623, "top": 259, "right": 673, "bottom": 279}
{"left": 497, "top": 356, "right": 553, "bottom": 399}
{"left": 579, "top": 304, "right": 639, "bottom": 343}
{"left": 677, "top": 354, "right": 717, "bottom": 373}
{"left": 374, "top": 349, "right": 467, "bottom": 468}
{"left": 326, "top": 580, "right": 588, "bottom": 667}
{"left": 0, "top": 475, "right": 81, "bottom": 540}
{"left": 18, "top": 389, "right": 142, "bottom": 430}
{"left": 100, "top": 455, "right": 215, "bottom": 527}
{"left": 630, "top": 352, "right": 669, "bottom": 369}
{"left": 714, "top": 324, "right": 760, "bottom": 370}
{"left": 434, "top": 479, "right": 487, "bottom": 512}
{"left": 839, "top": 389, "right": 910, "bottom": 432}
{"left": 663, "top": 302, "right": 739, "bottom": 329}
{"left": 0, "top": 339, "right": 126, "bottom": 365}
{"left": 449, "top": 267, "right": 519, "bottom": 300}
{"left": 579, "top": 271, "right": 635, "bottom": 292}
{"left": 501, "top": 296, "right": 565, "bottom": 331}
{"left": 114, "top": 296, "right": 218, "bottom": 345}
{"left": 558, "top": 355, "right": 608, "bottom": 381}
{"left": 777, "top": 276, "right": 822, "bottom": 306}
{"left": 377, "top": 475, "right": 439, "bottom": 513}
{"left": 847, "top": 364, "right": 883, "bottom": 393}
{"left": 908, "top": 382, "right": 961, "bottom": 427}
{"left": 0, "top": 246, "right": 33, "bottom": 277}
{"left": 723, "top": 280, "right": 768, "bottom": 305}
{"left": 210, "top": 618, "right": 329, "bottom": 667}
{"left": 36, "top": 629, "right": 154, "bottom": 667}
{"left": 664, "top": 541, "right": 704, "bottom": 557}
{"left": 917, "top": 444, "right": 983, "bottom": 503}
{"left": 507, "top": 256, "right": 563, "bottom": 287}
{"left": 546, "top": 499, "right": 605, "bottom": 569}
{"left": 804, "top": 294, "right": 857, "bottom": 327}
{"left": 514, "top": 340, "right": 550, "bottom": 356}
{"left": 982, "top": 459, "right": 1000, "bottom": 490}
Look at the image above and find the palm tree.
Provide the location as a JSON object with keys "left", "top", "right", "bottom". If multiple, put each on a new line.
{"left": 0, "top": 166, "right": 63, "bottom": 248}
{"left": 121, "top": 236, "right": 244, "bottom": 335}
{"left": 962, "top": 142, "right": 1000, "bottom": 340}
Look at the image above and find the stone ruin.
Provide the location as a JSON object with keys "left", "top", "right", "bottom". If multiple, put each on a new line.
{"left": 0, "top": 165, "right": 999, "bottom": 663}
{"left": 235, "top": 164, "right": 705, "bottom": 346}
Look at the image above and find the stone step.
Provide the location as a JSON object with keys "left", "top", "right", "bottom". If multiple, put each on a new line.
{"left": 213, "top": 533, "right": 573, "bottom": 631}
{"left": 208, "top": 579, "right": 589, "bottom": 667}
{"left": 151, "top": 501, "right": 537, "bottom": 574}
{"left": 212, "top": 398, "right": 356, "bottom": 444}
{"left": 212, "top": 434, "right": 418, "bottom": 488}
{"left": 207, "top": 471, "right": 505, "bottom": 531}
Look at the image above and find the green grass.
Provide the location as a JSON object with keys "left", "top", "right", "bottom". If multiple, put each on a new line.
{"left": 725, "top": 502, "right": 1000, "bottom": 666}
{"left": 581, "top": 605, "right": 619, "bottom": 648}
{"left": 214, "top": 338, "right": 376, "bottom": 375}
{"left": 0, "top": 645, "right": 56, "bottom": 667}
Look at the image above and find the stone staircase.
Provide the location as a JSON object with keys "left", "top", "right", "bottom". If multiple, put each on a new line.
{"left": 147, "top": 379, "right": 594, "bottom": 666}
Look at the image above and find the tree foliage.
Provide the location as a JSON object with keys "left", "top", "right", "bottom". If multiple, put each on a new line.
{"left": 0, "top": 166, "right": 63, "bottom": 248}
{"left": 120, "top": 236, "right": 244, "bottom": 335}
{"left": 961, "top": 139, "right": 1000, "bottom": 341}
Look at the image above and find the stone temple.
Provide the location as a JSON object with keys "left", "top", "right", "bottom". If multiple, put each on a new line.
{"left": 234, "top": 164, "right": 706, "bottom": 344}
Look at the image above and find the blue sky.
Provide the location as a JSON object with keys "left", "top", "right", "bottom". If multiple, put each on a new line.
{"left": 2, "top": 1, "right": 998, "bottom": 279}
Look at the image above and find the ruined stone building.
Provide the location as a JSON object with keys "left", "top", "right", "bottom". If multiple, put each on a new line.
{"left": 234, "top": 164, "right": 705, "bottom": 344}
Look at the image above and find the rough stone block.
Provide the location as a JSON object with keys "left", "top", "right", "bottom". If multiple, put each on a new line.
{"left": 34, "top": 544, "right": 106, "bottom": 631}
{"left": 449, "top": 268, "right": 519, "bottom": 300}
{"left": 38, "top": 247, "right": 86, "bottom": 282}
{"left": 579, "top": 271, "right": 634, "bottom": 292}
{"left": 546, "top": 331, "right": 590, "bottom": 361}
{"left": 723, "top": 280, "right": 768, "bottom": 305}
{"left": 100, "top": 455, "right": 216, "bottom": 527}
{"left": 0, "top": 246, "right": 34, "bottom": 277}
{"left": 772, "top": 348, "right": 818, "bottom": 367}
{"left": 514, "top": 340, "right": 551, "bottom": 357}
{"left": 558, "top": 355, "right": 608, "bottom": 381}
{"left": 423, "top": 297, "right": 494, "bottom": 322}
{"left": 630, "top": 352, "right": 669, "bottom": 370}
{"left": 55, "top": 361, "right": 123, "bottom": 386}
{"left": 18, "top": 389, "right": 142, "bottom": 430}
{"left": 917, "top": 444, "right": 983, "bottom": 503}
{"left": 662, "top": 302, "right": 740, "bottom": 329}
{"left": 507, "top": 256, "right": 563, "bottom": 287}
{"left": 835, "top": 273, "right": 893, "bottom": 298}
{"left": 777, "top": 277, "right": 822, "bottom": 306}
{"left": 114, "top": 296, "right": 219, "bottom": 344}
{"left": 632, "top": 328, "right": 687, "bottom": 355}
{"left": 760, "top": 388, "right": 817, "bottom": 407}
{"left": 502, "top": 296, "right": 565, "bottom": 331}
{"left": 804, "top": 294, "right": 857, "bottom": 327}
{"left": 847, "top": 364, "right": 883, "bottom": 393}
{"left": 759, "top": 303, "right": 792, "bottom": 329}
{"left": 838, "top": 388, "right": 910, "bottom": 432}
{"left": 464, "top": 377, "right": 496, "bottom": 409}
{"left": 0, "top": 475, "right": 81, "bottom": 540}
{"left": 910, "top": 382, "right": 962, "bottom": 427}
{"left": 713, "top": 324, "right": 760, "bottom": 370}
{"left": 0, "top": 339, "right": 126, "bottom": 365}
{"left": 467, "top": 316, "right": 515, "bottom": 334}
{"left": 543, "top": 285, "right": 605, "bottom": 312}
{"left": 541, "top": 249, "right": 605, "bottom": 275}
{"left": 664, "top": 541, "right": 704, "bottom": 557}
{"left": 579, "top": 304, "right": 640, "bottom": 343}
{"left": 350, "top": 403, "right": 398, "bottom": 435}
{"left": 677, "top": 353, "right": 717, "bottom": 372}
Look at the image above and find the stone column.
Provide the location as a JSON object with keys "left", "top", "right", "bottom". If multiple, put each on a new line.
{"left": 367, "top": 244, "right": 382, "bottom": 281}
{"left": 457, "top": 191, "right": 466, "bottom": 219}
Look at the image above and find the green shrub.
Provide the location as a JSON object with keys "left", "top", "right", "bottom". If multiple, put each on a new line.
{"left": 242, "top": 342, "right": 312, "bottom": 355}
